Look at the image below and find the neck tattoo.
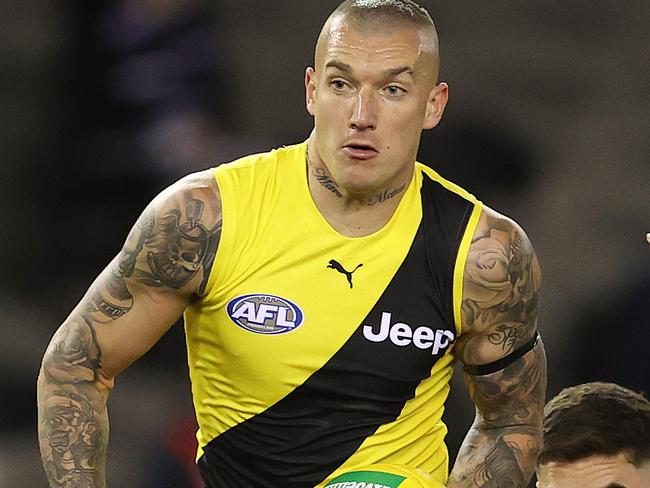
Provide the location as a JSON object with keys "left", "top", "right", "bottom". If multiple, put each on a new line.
{"left": 307, "top": 149, "right": 343, "bottom": 198}
{"left": 367, "top": 182, "right": 407, "bottom": 206}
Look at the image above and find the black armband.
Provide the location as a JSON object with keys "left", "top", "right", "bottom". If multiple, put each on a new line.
{"left": 463, "top": 332, "right": 540, "bottom": 376}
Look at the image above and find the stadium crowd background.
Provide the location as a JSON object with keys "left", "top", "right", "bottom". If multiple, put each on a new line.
{"left": 1, "top": 1, "right": 648, "bottom": 485}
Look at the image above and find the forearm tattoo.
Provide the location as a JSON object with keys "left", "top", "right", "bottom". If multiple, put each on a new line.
{"left": 449, "top": 211, "right": 546, "bottom": 487}
{"left": 451, "top": 343, "right": 546, "bottom": 487}
{"left": 38, "top": 174, "right": 222, "bottom": 486}
{"left": 469, "top": 438, "right": 525, "bottom": 488}
{"left": 38, "top": 317, "right": 108, "bottom": 487}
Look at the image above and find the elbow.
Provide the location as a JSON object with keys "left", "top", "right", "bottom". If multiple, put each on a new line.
{"left": 39, "top": 317, "right": 113, "bottom": 390}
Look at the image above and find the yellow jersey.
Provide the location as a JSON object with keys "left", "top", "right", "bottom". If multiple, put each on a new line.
{"left": 184, "top": 142, "right": 482, "bottom": 487}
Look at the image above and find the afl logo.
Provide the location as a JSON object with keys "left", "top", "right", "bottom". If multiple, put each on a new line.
{"left": 226, "top": 294, "right": 304, "bottom": 335}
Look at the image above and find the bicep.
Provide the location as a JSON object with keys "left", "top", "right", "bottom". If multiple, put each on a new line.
{"left": 74, "top": 256, "right": 189, "bottom": 378}
{"left": 62, "top": 170, "right": 222, "bottom": 377}
{"left": 456, "top": 207, "right": 542, "bottom": 367}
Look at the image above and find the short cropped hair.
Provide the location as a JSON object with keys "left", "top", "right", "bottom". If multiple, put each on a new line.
{"left": 539, "top": 382, "right": 650, "bottom": 466}
{"left": 326, "top": 0, "right": 440, "bottom": 79}
{"left": 334, "top": 0, "right": 435, "bottom": 29}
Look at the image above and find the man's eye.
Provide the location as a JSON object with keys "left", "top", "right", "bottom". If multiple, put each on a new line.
{"left": 386, "top": 85, "right": 406, "bottom": 96}
{"left": 331, "top": 80, "right": 348, "bottom": 90}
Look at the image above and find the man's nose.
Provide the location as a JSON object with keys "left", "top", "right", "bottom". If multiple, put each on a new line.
{"left": 349, "top": 88, "right": 377, "bottom": 130}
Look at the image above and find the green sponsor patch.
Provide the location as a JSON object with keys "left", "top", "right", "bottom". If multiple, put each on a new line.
{"left": 324, "top": 469, "right": 406, "bottom": 488}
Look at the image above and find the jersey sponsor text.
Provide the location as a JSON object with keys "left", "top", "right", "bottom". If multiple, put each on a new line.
{"left": 363, "top": 312, "right": 455, "bottom": 355}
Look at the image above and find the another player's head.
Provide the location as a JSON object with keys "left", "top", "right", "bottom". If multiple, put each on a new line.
{"left": 305, "top": 0, "right": 449, "bottom": 195}
{"left": 536, "top": 382, "right": 650, "bottom": 488}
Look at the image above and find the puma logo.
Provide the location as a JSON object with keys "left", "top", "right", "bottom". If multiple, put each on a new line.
{"left": 327, "top": 259, "right": 363, "bottom": 288}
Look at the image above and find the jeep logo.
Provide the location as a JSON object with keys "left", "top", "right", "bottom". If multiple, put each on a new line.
{"left": 362, "top": 312, "right": 455, "bottom": 355}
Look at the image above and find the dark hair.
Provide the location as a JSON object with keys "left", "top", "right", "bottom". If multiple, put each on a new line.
{"left": 334, "top": 0, "right": 435, "bottom": 30}
{"left": 539, "top": 382, "right": 650, "bottom": 466}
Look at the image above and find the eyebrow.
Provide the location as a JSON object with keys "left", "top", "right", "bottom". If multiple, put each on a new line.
{"left": 324, "top": 61, "right": 414, "bottom": 78}
{"left": 325, "top": 60, "right": 353, "bottom": 72}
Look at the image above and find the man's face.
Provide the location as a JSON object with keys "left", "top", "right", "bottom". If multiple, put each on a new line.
{"left": 537, "top": 453, "right": 650, "bottom": 488}
{"left": 305, "top": 17, "right": 447, "bottom": 195}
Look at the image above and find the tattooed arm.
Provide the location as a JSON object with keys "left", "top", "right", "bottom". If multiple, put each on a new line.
{"left": 37, "top": 170, "right": 222, "bottom": 487}
{"left": 447, "top": 206, "right": 547, "bottom": 488}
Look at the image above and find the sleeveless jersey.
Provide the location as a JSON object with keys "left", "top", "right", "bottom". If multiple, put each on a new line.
{"left": 183, "top": 142, "right": 482, "bottom": 487}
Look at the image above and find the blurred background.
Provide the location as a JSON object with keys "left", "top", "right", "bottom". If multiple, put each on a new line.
{"left": 1, "top": 0, "right": 648, "bottom": 486}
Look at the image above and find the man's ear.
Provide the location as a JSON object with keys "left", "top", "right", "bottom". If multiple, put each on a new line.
{"left": 305, "top": 67, "right": 317, "bottom": 116}
{"left": 423, "top": 82, "right": 449, "bottom": 129}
